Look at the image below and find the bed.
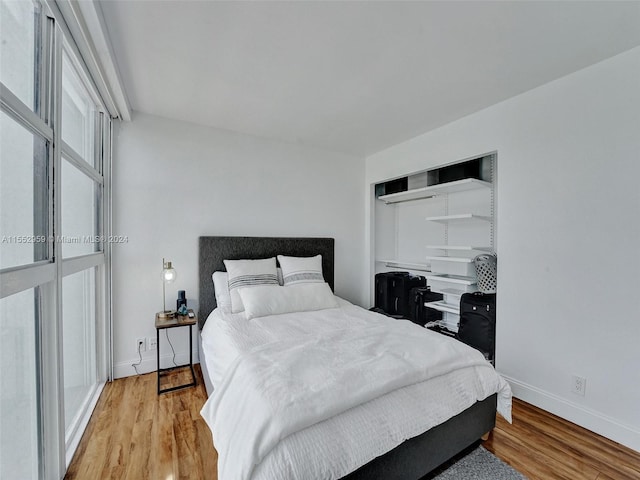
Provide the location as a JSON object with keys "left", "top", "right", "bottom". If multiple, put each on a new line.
{"left": 197, "top": 236, "right": 511, "bottom": 480}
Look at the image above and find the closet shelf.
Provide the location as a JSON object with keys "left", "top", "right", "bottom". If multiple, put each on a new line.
{"left": 377, "top": 259, "right": 431, "bottom": 272}
{"left": 426, "top": 245, "right": 492, "bottom": 252}
{"left": 425, "top": 256, "right": 474, "bottom": 263}
{"left": 424, "top": 273, "right": 477, "bottom": 286}
{"left": 425, "top": 213, "right": 492, "bottom": 224}
{"left": 378, "top": 178, "right": 492, "bottom": 204}
{"left": 425, "top": 301, "right": 460, "bottom": 315}
{"left": 440, "top": 288, "right": 465, "bottom": 296}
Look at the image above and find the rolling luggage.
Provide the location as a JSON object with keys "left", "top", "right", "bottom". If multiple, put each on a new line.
{"left": 374, "top": 272, "right": 401, "bottom": 314}
{"left": 374, "top": 272, "right": 426, "bottom": 317}
{"left": 457, "top": 292, "right": 496, "bottom": 362}
{"left": 407, "top": 286, "right": 443, "bottom": 326}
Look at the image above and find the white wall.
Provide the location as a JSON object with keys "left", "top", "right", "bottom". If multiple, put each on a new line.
{"left": 366, "top": 47, "right": 640, "bottom": 451}
{"left": 113, "top": 113, "right": 365, "bottom": 377}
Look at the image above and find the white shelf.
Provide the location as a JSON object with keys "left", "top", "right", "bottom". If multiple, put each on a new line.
{"left": 425, "top": 300, "right": 460, "bottom": 314}
{"left": 426, "top": 245, "right": 492, "bottom": 252}
{"left": 425, "top": 256, "right": 474, "bottom": 263}
{"left": 441, "top": 288, "right": 465, "bottom": 296}
{"left": 425, "top": 213, "right": 492, "bottom": 224}
{"left": 378, "top": 178, "right": 492, "bottom": 204}
{"left": 424, "top": 273, "right": 477, "bottom": 286}
{"left": 377, "top": 259, "right": 431, "bottom": 272}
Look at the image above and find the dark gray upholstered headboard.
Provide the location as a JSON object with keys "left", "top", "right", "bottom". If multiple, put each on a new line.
{"left": 198, "top": 236, "right": 335, "bottom": 328}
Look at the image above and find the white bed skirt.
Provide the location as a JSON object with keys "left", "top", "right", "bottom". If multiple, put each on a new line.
{"left": 198, "top": 331, "right": 214, "bottom": 397}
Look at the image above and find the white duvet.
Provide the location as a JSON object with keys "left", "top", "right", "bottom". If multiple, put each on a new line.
{"left": 200, "top": 299, "right": 511, "bottom": 480}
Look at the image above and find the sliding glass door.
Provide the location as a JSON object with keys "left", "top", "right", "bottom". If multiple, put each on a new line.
{"left": 0, "top": 0, "right": 112, "bottom": 477}
{"left": 60, "top": 44, "right": 105, "bottom": 446}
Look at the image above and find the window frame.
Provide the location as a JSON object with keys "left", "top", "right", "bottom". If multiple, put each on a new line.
{"left": 0, "top": 0, "right": 114, "bottom": 477}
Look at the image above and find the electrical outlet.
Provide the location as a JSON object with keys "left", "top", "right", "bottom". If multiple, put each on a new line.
{"left": 147, "top": 337, "right": 157, "bottom": 350}
{"left": 136, "top": 337, "right": 146, "bottom": 353}
{"left": 571, "top": 375, "right": 586, "bottom": 396}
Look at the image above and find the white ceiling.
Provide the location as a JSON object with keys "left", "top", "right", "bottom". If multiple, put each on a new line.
{"left": 99, "top": 1, "right": 640, "bottom": 156}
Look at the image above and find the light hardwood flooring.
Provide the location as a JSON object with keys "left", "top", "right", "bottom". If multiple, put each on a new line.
{"left": 484, "top": 400, "right": 640, "bottom": 479}
{"left": 65, "top": 366, "right": 216, "bottom": 480}
{"left": 65, "top": 366, "right": 640, "bottom": 479}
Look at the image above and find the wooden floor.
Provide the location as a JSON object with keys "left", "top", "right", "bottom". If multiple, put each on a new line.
{"left": 65, "top": 366, "right": 217, "bottom": 480}
{"left": 66, "top": 366, "right": 640, "bottom": 480}
{"left": 484, "top": 400, "right": 640, "bottom": 480}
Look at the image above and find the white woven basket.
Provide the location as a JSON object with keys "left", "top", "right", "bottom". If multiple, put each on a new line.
{"left": 474, "top": 253, "right": 497, "bottom": 294}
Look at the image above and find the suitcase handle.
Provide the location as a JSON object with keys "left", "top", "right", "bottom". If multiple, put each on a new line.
{"left": 395, "top": 298, "right": 398, "bottom": 312}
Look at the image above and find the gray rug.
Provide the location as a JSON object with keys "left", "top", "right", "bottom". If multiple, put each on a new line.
{"left": 426, "top": 445, "right": 527, "bottom": 480}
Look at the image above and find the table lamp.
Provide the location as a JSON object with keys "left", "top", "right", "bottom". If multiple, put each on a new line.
{"left": 158, "top": 258, "right": 177, "bottom": 319}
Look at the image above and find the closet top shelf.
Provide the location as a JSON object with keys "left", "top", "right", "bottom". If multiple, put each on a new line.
{"left": 378, "top": 178, "right": 492, "bottom": 204}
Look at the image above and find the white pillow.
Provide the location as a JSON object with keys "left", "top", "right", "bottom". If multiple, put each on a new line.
{"left": 215, "top": 269, "right": 280, "bottom": 307}
{"left": 211, "top": 271, "right": 232, "bottom": 310}
{"left": 277, "top": 254, "right": 324, "bottom": 286}
{"left": 238, "top": 283, "right": 338, "bottom": 320}
{"left": 223, "top": 258, "right": 279, "bottom": 313}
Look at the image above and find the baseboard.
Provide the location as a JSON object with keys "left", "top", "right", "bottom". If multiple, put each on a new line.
{"left": 502, "top": 375, "right": 640, "bottom": 452}
{"left": 114, "top": 349, "right": 199, "bottom": 379}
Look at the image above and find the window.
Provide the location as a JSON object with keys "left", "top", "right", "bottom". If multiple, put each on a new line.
{"left": 62, "top": 52, "right": 97, "bottom": 166}
{"left": 62, "top": 269, "right": 96, "bottom": 432}
{"left": 0, "top": 111, "right": 49, "bottom": 269}
{"left": 0, "top": 1, "right": 112, "bottom": 477}
{"left": 61, "top": 159, "right": 100, "bottom": 258}
{"left": 0, "top": 288, "right": 40, "bottom": 480}
{"left": 0, "top": 0, "right": 40, "bottom": 111}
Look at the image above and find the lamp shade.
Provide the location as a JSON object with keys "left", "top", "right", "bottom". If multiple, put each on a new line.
{"left": 159, "top": 258, "right": 178, "bottom": 318}
{"left": 162, "top": 261, "right": 177, "bottom": 283}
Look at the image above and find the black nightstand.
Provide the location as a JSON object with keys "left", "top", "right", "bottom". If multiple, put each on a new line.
{"left": 155, "top": 310, "right": 197, "bottom": 394}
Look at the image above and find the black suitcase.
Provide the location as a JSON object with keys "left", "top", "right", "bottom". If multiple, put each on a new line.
{"left": 374, "top": 272, "right": 403, "bottom": 314}
{"left": 374, "top": 272, "right": 426, "bottom": 317}
{"left": 392, "top": 273, "right": 426, "bottom": 317}
{"left": 407, "top": 286, "right": 443, "bottom": 326}
{"left": 457, "top": 292, "right": 496, "bottom": 362}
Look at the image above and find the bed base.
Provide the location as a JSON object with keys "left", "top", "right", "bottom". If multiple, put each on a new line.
{"left": 341, "top": 394, "right": 497, "bottom": 480}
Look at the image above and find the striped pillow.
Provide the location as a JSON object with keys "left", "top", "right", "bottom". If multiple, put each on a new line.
{"left": 223, "top": 258, "right": 279, "bottom": 313}
{"left": 277, "top": 255, "right": 324, "bottom": 286}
